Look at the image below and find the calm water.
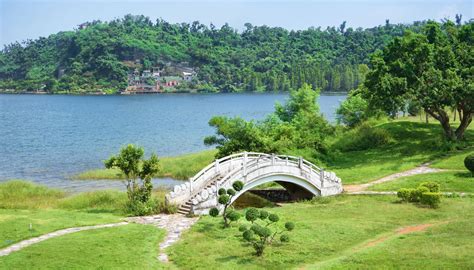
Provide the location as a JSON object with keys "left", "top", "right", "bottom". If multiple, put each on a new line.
{"left": 0, "top": 93, "right": 346, "bottom": 191}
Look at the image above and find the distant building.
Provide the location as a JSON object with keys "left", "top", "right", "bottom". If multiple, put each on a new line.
{"left": 142, "top": 70, "right": 152, "bottom": 78}
{"left": 182, "top": 72, "right": 195, "bottom": 82}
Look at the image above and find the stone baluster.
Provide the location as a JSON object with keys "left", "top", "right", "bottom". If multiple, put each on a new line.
{"left": 243, "top": 152, "right": 247, "bottom": 176}
{"left": 320, "top": 169, "right": 325, "bottom": 188}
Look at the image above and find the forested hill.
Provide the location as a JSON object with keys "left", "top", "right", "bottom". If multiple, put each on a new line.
{"left": 0, "top": 15, "right": 427, "bottom": 94}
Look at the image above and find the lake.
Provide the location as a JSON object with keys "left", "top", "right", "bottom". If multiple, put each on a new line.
{"left": 0, "top": 93, "right": 346, "bottom": 191}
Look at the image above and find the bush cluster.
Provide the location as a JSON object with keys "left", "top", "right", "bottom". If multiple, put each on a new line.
{"left": 334, "top": 123, "right": 393, "bottom": 151}
{"left": 397, "top": 182, "right": 441, "bottom": 208}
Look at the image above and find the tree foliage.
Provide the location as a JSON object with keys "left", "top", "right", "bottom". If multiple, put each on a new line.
{"left": 204, "top": 84, "right": 333, "bottom": 158}
{"left": 104, "top": 144, "right": 160, "bottom": 215}
{"left": 0, "top": 15, "right": 431, "bottom": 93}
{"left": 363, "top": 21, "right": 473, "bottom": 140}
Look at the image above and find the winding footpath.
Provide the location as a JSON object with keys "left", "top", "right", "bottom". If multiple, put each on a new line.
{"left": 0, "top": 222, "right": 128, "bottom": 257}
{"left": 344, "top": 163, "right": 445, "bottom": 194}
{"left": 0, "top": 214, "right": 198, "bottom": 263}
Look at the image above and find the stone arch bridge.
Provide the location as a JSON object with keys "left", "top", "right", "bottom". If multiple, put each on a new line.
{"left": 165, "top": 152, "right": 343, "bottom": 215}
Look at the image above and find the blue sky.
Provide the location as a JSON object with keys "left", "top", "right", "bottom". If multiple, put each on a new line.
{"left": 0, "top": 0, "right": 472, "bottom": 46}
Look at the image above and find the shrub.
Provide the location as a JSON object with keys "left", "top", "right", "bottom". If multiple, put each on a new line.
{"left": 209, "top": 207, "right": 219, "bottom": 217}
{"left": 419, "top": 182, "right": 440, "bottom": 193}
{"left": 411, "top": 186, "right": 429, "bottom": 202}
{"left": 464, "top": 154, "right": 474, "bottom": 176}
{"left": 397, "top": 188, "right": 412, "bottom": 202}
{"left": 334, "top": 123, "right": 393, "bottom": 151}
{"left": 420, "top": 192, "right": 441, "bottom": 208}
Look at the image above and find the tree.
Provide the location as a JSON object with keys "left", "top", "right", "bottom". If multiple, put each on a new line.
{"left": 336, "top": 90, "right": 369, "bottom": 127}
{"left": 364, "top": 21, "right": 473, "bottom": 141}
{"left": 105, "top": 144, "right": 160, "bottom": 215}
{"left": 209, "top": 181, "right": 244, "bottom": 227}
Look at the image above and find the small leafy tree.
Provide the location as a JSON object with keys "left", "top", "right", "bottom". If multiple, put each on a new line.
{"left": 336, "top": 91, "right": 369, "bottom": 127}
{"left": 209, "top": 181, "right": 244, "bottom": 227}
{"left": 239, "top": 208, "right": 295, "bottom": 256}
{"left": 105, "top": 144, "right": 160, "bottom": 215}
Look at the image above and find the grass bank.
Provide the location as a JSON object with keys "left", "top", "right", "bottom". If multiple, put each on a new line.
{"left": 0, "top": 224, "right": 166, "bottom": 269}
{"left": 368, "top": 171, "right": 474, "bottom": 193}
{"left": 168, "top": 195, "right": 474, "bottom": 269}
{"left": 74, "top": 149, "right": 217, "bottom": 180}
{"left": 327, "top": 120, "right": 473, "bottom": 184}
{"left": 0, "top": 180, "right": 172, "bottom": 249}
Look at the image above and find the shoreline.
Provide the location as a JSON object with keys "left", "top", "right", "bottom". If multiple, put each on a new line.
{"left": 0, "top": 90, "right": 349, "bottom": 96}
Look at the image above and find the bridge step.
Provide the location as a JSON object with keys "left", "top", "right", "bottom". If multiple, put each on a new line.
{"left": 177, "top": 175, "right": 224, "bottom": 215}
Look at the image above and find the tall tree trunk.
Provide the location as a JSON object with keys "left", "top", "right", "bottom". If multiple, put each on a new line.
{"left": 455, "top": 110, "right": 472, "bottom": 140}
{"left": 426, "top": 109, "right": 455, "bottom": 140}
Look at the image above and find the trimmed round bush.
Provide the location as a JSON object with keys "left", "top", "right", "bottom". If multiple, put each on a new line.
{"left": 245, "top": 208, "right": 260, "bottom": 222}
{"left": 239, "top": 225, "right": 248, "bottom": 232}
{"left": 280, "top": 234, "right": 290, "bottom": 242}
{"left": 243, "top": 230, "right": 254, "bottom": 241}
{"left": 218, "top": 194, "right": 230, "bottom": 205}
{"left": 227, "top": 188, "right": 236, "bottom": 196}
{"left": 268, "top": 213, "right": 279, "bottom": 222}
{"left": 285, "top": 222, "right": 295, "bottom": 231}
{"left": 226, "top": 210, "right": 241, "bottom": 221}
{"left": 464, "top": 154, "right": 474, "bottom": 174}
{"left": 419, "top": 182, "right": 440, "bottom": 193}
{"left": 232, "top": 181, "right": 244, "bottom": 191}
{"left": 420, "top": 192, "right": 441, "bottom": 208}
{"left": 397, "top": 188, "right": 412, "bottom": 202}
{"left": 259, "top": 210, "right": 269, "bottom": 220}
{"left": 209, "top": 207, "right": 219, "bottom": 217}
{"left": 218, "top": 188, "right": 226, "bottom": 195}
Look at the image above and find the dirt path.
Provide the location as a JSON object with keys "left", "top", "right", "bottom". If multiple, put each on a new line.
{"left": 300, "top": 221, "right": 447, "bottom": 269}
{"left": 344, "top": 163, "right": 446, "bottom": 193}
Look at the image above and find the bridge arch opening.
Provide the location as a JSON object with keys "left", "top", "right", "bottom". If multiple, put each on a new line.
{"left": 231, "top": 174, "right": 320, "bottom": 208}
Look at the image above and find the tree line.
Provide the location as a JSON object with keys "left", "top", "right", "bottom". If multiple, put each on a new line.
{"left": 0, "top": 15, "right": 427, "bottom": 93}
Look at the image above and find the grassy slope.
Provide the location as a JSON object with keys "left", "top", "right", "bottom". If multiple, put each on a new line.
{"left": 168, "top": 195, "right": 474, "bottom": 269}
{"left": 329, "top": 121, "right": 474, "bottom": 184}
{"left": 74, "top": 149, "right": 217, "bottom": 180}
{"left": 368, "top": 171, "right": 474, "bottom": 192}
{"left": 0, "top": 224, "right": 166, "bottom": 269}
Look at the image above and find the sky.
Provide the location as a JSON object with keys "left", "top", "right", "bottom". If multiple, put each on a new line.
{"left": 0, "top": 0, "right": 472, "bottom": 46}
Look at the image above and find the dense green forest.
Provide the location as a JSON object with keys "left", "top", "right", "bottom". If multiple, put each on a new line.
{"left": 0, "top": 15, "right": 430, "bottom": 93}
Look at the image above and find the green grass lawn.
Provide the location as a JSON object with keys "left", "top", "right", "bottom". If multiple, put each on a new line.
{"left": 168, "top": 195, "right": 474, "bottom": 269}
{"left": 368, "top": 171, "right": 474, "bottom": 192}
{"left": 431, "top": 149, "right": 474, "bottom": 170}
{"left": 74, "top": 149, "right": 217, "bottom": 180}
{"left": 0, "top": 209, "right": 121, "bottom": 248}
{"left": 0, "top": 224, "right": 166, "bottom": 269}
{"left": 328, "top": 121, "right": 474, "bottom": 184}
{"left": 312, "top": 219, "right": 474, "bottom": 269}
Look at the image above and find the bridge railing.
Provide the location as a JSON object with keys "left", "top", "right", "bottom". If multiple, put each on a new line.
{"left": 168, "top": 152, "right": 339, "bottom": 205}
